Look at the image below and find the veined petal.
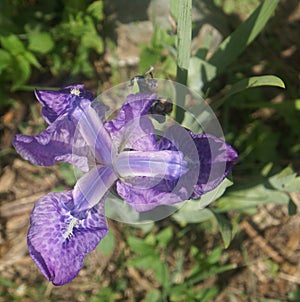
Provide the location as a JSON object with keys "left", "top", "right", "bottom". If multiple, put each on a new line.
{"left": 115, "top": 150, "right": 188, "bottom": 179}
{"left": 105, "top": 94, "right": 157, "bottom": 151}
{"left": 72, "top": 165, "right": 117, "bottom": 215}
{"left": 156, "top": 126, "right": 238, "bottom": 199}
{"left": 77, "top": 105, "right": 116, "bottom": 164}
{"left": 116, "top": 179, "right": 189, "bottom": 212}
{"left": 13, "top": 114, "right": 91, "bottom": 172}
{"left": 35, "top": 85, "right": 95, "bottom": 124}
{"left": 188, "top": 133, "right": 238, "bottom": 198}
{"left": 27, "top": 191, "right": 108, "bottom": 286}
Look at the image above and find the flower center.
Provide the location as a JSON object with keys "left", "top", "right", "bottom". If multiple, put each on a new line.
{"left": 70, "top": 87, "right": 81, "bottom": 96}
{"left": 62, "top": 217, "right": 79, "bottom": 240}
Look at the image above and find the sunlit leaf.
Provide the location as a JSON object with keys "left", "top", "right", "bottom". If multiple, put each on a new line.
{"left": 87, "top": 0, "right": 104, "bottom": 21}
{"left": 177, "top": 0, "right": 192, "bottom": 70}
{"left": 211, "top": 211, "right": 232, "bottom": 248}
{"left": 213, "top": 75, "right": 285, "bottom": 109}
{"left": 173, "top": 207, "right": 214, "bottom": 225}
{"left": 188, "top": 56, "right": 217, "bottom": 93}
{"left": 28, "top": 31, "right": 54, "bottom": 54}
{"left": 217, "top": 184, "right": 290, "bottom": 211}
{"left": 1, "top": 35, "right": 25, "bottom": 55}
{"left": 269, "top": 166, "right": 300, "bottom": 193}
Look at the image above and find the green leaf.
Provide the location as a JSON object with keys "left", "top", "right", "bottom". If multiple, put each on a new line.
{"left": 156, "top": 227, "right": 173, "bottom": 248}
{"left": 208, "top": 0, "right": 280, "bottom": 75}
{"left": 173, "top": 206, "right": 214, "bottom": 225}
{"left": 127, "top": 254, "right": 157, "bottom": 269}
{"left": 0, "top": 49, "right": 11, "bottom": 73}
{"left": 206, "top": 246, "right": 222, "bottom": 264}
{"left": 24, "top": 51, "right": 41, "bottom": 69}
{"left": 1, "top": 35, "right": 25, "bottom": 55}
{"left": 269, "top": 166, "right": 300, "bottom": 193}
{"left": 288, "top": 199, "right": 297, "bottom": 216}
{"left": 217, "top": 184, "right": 290, "bottom": 211}
{"left": 173, "top": 178, "right": 233, "bottom": 225}
{"left": 81, "top": 33, "right": 104, "bottom": 54}
{"left": 145, "top": 289, "right": 161, "bottom": 302}
{"left": 176, "top": 0, "right": 192, "bottom": 70}
{"left": 170, "top": 0, "right": 179, "bottom": 20}
{"left": 153, "top": 261, "right": 169, "bottom": 287}
{"left": 211, "top": 211, "right": 232, "bottom": 248}
{"left": 197, "top": 178, "right": 233, "bottom": 208}
{"left": 127, "top": 236, "right": 155, "bottom": 255}
{"left": 28, "top": 31, "right": 54, "bottom": 54}
{"left": 187, "top": 56, "right": 217, "bottom": 93}
{"left": 213, "top": 75, "right": 285, "bottom": 109}
{"left": 87, "top": 0, "right": 104, "bottom": 21}
{"left": 12, "top": 56, "right": 31, "bottom": 90}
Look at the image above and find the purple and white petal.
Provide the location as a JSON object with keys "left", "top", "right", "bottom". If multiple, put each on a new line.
{"left": 35, "top": 85, "right": 95, "bottom": 124}
{"left": 105, "top": 94, "right": 157, "bottom": 151}
{"left": 188, "top": 133, "right": 238, "bottom": 198}
{"left": 77, "top": 105, "right": 116, "bottom": 165}
{"left": 115, "top": 150, "right": 188, "bottom": 180}
{"left": 13, "top": 114, "right": 92, "bottom": 172}
{"left": 72, "top": 165, "right": 117, "bottom": 215}
{"left": 27, "top": 191, "right": 108, "bottom": 286}
{"left": 116, "top": 178, "right": 189, "bottom": 212}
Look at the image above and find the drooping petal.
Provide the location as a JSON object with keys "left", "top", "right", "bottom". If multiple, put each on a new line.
{"left": 27, "top": 191, "right": 108, "bottom": 286}
{"left": 35, "top": 85, "right": 95, "bottom": 124}
{"left": 156, "top": 125, "right": 238, "bottom": 198}
{"left": 72, "top": 165, "right": 117, "bottom": 215}
{"left": 188, "top": 133, "right": 238, "bottom": 198}
{"left": 105, "top": 94, "right": 158, "bottom": 151}
{"left": 13, "top": 114, "right": 92, "bottom": 172}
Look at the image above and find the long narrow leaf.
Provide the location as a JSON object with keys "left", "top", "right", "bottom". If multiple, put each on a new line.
{"left": 212, "top": 75, "right": 285, "bottom": 109}
{"left": 175, "top": 0, "right": 192, "bottom": 123}
{"left": 177, "top": 0, "right": 192, "bottom": 71}
{"left": 209, "top": 0, "right": 280, "bottom": 75}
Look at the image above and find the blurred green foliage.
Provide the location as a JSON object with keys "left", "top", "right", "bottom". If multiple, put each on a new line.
{"left": 0, "top": 0, "right": 104, "bottom": 99}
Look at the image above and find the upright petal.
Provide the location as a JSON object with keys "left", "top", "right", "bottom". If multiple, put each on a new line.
{"left": 27, "top": 191, "right": 108, "bottom": 286}
{"left": 105, "top": 94, "right": 157, "bottom": 151}
{"left": 77, "top": 105, "right": 116, "bottom": 165}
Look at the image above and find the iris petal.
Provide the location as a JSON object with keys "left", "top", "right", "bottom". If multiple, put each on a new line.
{"left": 105, "top": 94, "right": 157, "bottom": 151}
{"left": 116, "top": 179, "right": 189, "bottom": 212}
{"left": 13, "top": 114, "right": 91, "bottom": 172}
{"left": 35, "top": 84, "right": 95, "bottom": 124}
{"left": 27, "top": 191, "right": 108, "bottom": 286}
{"left": 188, "top": 133, "right": 238, "bottom": 198}
{"left": 115, "top": 150, "right": 188, "bottom": 179}
{"left": 77, "top": 105, "right": 116, "bottom": 164}
{"left": 72, "top": 165, "right": 117, "bottom": 215}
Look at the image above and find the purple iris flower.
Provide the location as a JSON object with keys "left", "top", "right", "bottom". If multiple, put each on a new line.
{"left": 13, "top": 84, "right": 237, "bottom": 285}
